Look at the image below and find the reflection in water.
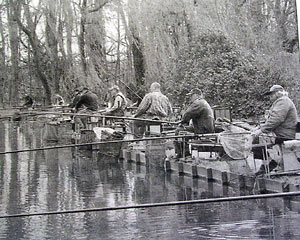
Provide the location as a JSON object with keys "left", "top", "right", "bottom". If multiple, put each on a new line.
{"left": 0, "top": 121, "right": 300, "bottom": 239}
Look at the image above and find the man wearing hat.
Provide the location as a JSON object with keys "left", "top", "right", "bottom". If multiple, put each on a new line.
{"left": 104, "top": 85, "right": 128, "bottom": 116}
{"left": 252, "top": 85, "right": 298, "bottom": 142}
{"left": 69, "top": 87, "right": 98, "bottom": 112}
{"left": 174, "top": 88, "right": 215, "bottom": 159}
{"left": 69, "top": 86, "right": 99, "bottom": 128}
{"left": 252, "top": 84, "right": 298, "bottom": 175}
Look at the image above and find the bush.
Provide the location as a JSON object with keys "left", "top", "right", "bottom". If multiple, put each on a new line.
{"left": 166, "top": 31, "right": 298, "bottom": 119}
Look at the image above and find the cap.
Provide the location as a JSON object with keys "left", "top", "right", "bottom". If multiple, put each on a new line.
{"left": 186, "top": 88, "right": 203, "bottom": 96}
{"left": 265, "top": 85, "right": 284, "bottom": 95}
{"left": 109, "top": 85, "right": 120, "bottom": 91}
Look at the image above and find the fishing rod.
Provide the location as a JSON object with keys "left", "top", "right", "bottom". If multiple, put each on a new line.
{"left": 118, "top": 79, "right": 143, "bottom": 101}
{"left": 18, "top": 111, "right": 180, "bottom": 124}
{"left": 216, "top": 117, "right": 276, "bottom": 139}
{"left": 1, "top": 191, "right": 300, "bottom": 219}
{"left": 216, "top": 117, "right": 252, "bottom": 131}
{"left": 0, "top": 131, "right": 264, "bottom": 155}
{"left": 0, "top": 133, "right": 217, "bottom": 155}
{"left": 0, "top": 106, "right": 73, "bottom": 120}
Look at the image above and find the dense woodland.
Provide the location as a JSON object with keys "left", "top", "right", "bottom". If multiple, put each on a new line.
{"left": 0, "top": 0, "right": 299, "bottom": 119}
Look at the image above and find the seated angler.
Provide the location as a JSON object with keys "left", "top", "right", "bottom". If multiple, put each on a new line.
{"left": 251, "top": 85, "right": 298, "bottom": 175}
{"left": 174, "top": 88, "right": 215, "bottom": 159}
{"left": 69, "top": 86, "right": 99, "bottom": 128}
{"left": 103, "top": 85, "right": 128, "bottom": 116}
{"left": 133, "top": 82, "right": 173, "bottom": 138}
{"left": 52, "top": 94, "right": 65, "bottom": 106}
{"left": 23, "top": 95, "right": 34, "bottom": 108}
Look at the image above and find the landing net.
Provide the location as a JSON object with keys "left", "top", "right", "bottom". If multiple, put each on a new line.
{"left": 218, "top": 129, "right": 253, "bottom": 160}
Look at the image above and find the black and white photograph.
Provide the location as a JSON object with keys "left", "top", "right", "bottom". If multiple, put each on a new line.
{"left": 0, "top": 0, "right": 300, "bottom": 239}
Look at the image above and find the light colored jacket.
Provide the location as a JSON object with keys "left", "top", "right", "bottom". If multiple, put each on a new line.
{"left": 261, "top": 96, "right": 298, "bottom": 139}
{"left": 135, "top": 91, "right": 172, "bottom": 118}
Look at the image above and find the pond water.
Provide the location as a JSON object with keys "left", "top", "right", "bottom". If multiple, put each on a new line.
{"left": 0, "top": 121, "right": 300, "bottom": 239}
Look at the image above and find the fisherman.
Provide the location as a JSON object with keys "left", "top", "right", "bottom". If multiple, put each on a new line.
{"left": 52, "top": 94, "right": 65, "bottom": 106}
{"left": 69, "top": 87, "right": 99, "bottom": 128}
{"left": 133, "top": 82, "right": 172, "bottom": 138}
{"left": 174, "top": 88, "right": 215, "bottom": 159}
{"left": 251, "top": 84, "right": 298, "bottom": 175}
{"left": 69, "top": 87, "right": 98, "bottom": 112}
{"left": 103, "top": 85, "right": 128, "bottom": 116}
{"left": 23, "top": 95, "right": 34, "bottom": 108}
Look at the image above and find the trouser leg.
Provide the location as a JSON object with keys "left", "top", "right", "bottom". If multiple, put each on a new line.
{"left": 174, "top": 126, "right": 193, "bottom": 158}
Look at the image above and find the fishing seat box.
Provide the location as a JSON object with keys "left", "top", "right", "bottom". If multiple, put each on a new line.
{"left": 146, "top": 123, "right": 162, "bottom": 136}
{"left": 213, "top": 106, "right": 232, "bottom": 132}
{"left": 213, "top": 106, "right": 232, "bottom": 122}
{"left": 281, "top": 140, "right": 300, "bottom": 171}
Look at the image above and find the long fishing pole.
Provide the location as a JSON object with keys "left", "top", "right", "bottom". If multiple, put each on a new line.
{"left": 18, "top": 111, "right": 180, "bottom": 124}
{"left": 1, "top": 191, "right": 299, "bottom": 219}
{"left": 0, "top": 131, "right": 264, "bottom": 155}
{"left": 0, "top": 133, "right": 217, "bottom": 155}
{"left": 118, "top": 79, "right": 143, "bottom": 101}
{"left": 0, "top": 106, "right": 72, "bottom": 120}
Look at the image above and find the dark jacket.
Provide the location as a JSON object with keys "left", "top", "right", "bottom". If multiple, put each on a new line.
{"left": 69, "top": 90, "right": 98, "bottom": 111}
{"left": 181, "top": 97, "right": 214, "bottom": 134}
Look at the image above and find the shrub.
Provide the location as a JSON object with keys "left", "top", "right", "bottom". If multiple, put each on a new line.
{"left": 167, "top": 31, "right": 298, "bottom": 119}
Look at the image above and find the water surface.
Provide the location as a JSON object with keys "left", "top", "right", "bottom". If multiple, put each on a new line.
{"left": 0, "top": 121, "right": 300, "bottom": 239}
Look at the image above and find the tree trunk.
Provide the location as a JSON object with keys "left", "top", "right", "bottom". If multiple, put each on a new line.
{"left": 131, "top": 32, "right": 145, "bottom": 87}
{"left": 79, "top": 0, "right": 88, "bottom": 76}
{"left": 45, "top": 0, "right": 60, "bottom": 93}
{"left": 7, "top": 0, "right": 20, "bottom": 106}
{"left": 15, "top": 2, "right": 52, "bottom": 105}
{"left": 64, "top": 1, "right": 73, "bottom": 61}
{"left": 0, "top": 9, "right": 7, "bottom": 107}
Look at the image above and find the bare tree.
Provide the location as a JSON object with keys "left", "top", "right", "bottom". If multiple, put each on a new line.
{"left": 14, "top": 0, "right": 52, "bottom": 104}
{"left": 0, "top": 3, "right": 7, "bottom": 106}
{"left": 45, "top": 0, "right": 60, "bottom": 93}
{"left": 7, "top": 0, "right": 20, "bottom": 106}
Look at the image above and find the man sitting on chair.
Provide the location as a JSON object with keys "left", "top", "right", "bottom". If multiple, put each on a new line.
{"left": 174, "top": 88, "right": 215, "bottom": 159}
{"left": 252, "top": 85, "right": 298, "bottom": 175}
{"left": 133, "top": 82, "right": 172, "bottom": 138}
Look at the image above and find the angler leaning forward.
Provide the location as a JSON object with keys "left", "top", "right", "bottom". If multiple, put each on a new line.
{"left": 68, "top": 87, "right": 99, "bottom": 129}
{"left": 174, "top": 88, "right": 215, "bottom": 159}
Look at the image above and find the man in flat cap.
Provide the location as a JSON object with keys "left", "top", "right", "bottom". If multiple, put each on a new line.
{"left": 252, "top": 84, "right": 298, "bottom": 175}
{"left": 174, "top": 88, "right": 215, "bottom": 159}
